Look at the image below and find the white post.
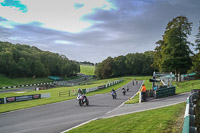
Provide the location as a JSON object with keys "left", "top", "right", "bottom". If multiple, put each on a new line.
{"left": 139, "top": 91, "right": 141, "bottom": 103}
{"left": 170, "top": 72, "right": 172, "bottom": 87}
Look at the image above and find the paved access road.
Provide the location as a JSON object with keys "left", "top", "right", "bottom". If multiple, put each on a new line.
{"left": 0, "top": 81, "right": 142, "bottom": 133}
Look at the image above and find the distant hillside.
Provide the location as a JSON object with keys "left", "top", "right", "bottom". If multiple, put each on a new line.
{"left": 80, "top": 65, "right": 95, "bottom": 75}
{"left": 0, "top": 41, "right": 80, "bottom": 78}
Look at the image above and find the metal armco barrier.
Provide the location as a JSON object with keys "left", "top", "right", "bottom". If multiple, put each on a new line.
{"left": 85, "top": 79, "right": 124, "bottom": 94}
{"left": 154, "top": 86, "right": 175, "bottom": 98}
{"left": 182, "top": 90, "right": 199, "bottom": 133}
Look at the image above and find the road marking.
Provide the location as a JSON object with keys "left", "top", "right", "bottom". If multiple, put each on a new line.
{"left": 101, "top": 101, "right": 185, "bottom": 119}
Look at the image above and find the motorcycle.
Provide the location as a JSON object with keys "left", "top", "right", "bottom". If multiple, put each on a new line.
{"left": 126, "top": 87, "right": 129, "bottom": 92}
{"left": 111, "top": 91, "right": 117, "bottom": 99}
{"left": 122, "top": 89, "right": 126, "bottom": 95}
{"left": 77, "top": 94, "right": 89, "bottom": 106}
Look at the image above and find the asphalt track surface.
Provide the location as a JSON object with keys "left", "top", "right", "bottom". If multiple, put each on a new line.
{"left": 0, "top": 80, "right": 142, "bottom": 133}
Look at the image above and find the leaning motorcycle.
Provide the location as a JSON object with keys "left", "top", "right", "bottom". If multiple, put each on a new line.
{"left": 77, "top": 94, "right": 89, "bottom": 106}
{"left": 122, "top": 89, "right": 126, "bottom": 95}
{"left": 111, "top": 91, "right": 117, "bottom": 99}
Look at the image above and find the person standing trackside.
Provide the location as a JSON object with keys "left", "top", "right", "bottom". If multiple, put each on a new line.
{"left": 141, "top": 84, "right": 146, "bottom": 102}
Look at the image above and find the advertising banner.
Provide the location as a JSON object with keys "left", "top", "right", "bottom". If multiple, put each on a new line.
{"left": 6, "top": 94, "right": 41, "bottom": 103}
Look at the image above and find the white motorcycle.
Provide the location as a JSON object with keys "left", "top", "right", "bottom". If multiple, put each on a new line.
{"left": 77, "top": 94, "right": 89, "bottom": 106}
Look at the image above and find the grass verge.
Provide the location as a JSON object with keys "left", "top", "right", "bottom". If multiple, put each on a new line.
{"left": 125, "top": 93, "right": 139, "bottom": 104}
{"left": 67, "top": 102, "right": 185, "bottom": 133}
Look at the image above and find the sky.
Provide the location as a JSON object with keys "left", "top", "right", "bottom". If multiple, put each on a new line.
{"left": 0, "top": 0, "right": 200, "bottom": 63}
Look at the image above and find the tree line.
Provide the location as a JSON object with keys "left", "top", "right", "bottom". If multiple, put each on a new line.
{"left": 95, "top": 51, "right": 155, "bottom": 79}
{"left": 95, "top": 16, "right": 200, "bottom": 80}
{"left": 0, "top": 42, "right": 80, "bottom": 78}
{"left": 79, "top": 61, "right": 94, "bottom": 66}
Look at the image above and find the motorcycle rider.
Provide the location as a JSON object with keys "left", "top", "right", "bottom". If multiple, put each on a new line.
{"left": 111, "top": 88, "right": 117, "bottom": 99}
{"left": 126, "top": 86, "right": 129, "bottom": 92}
{"left": 111, "top": 88, "right": 116, "bottom": 94}
{"left": 122, "top": 87, "right": 126, "bottom": 95}
{"left": 77, "top": 88, "right": 83, "bottom": 97}
{"left": 77, "top": 88, "right": 89, "bottom": 106}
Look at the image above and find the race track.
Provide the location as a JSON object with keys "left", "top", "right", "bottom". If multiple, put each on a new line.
{"left": 0, "top": 81, "right": 142, "bottom": 133}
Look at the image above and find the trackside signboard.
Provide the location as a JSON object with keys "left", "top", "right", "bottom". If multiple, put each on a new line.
{"left": 6, "top": 94, "right": 41, "bottom": 103}
{"left": 0, "top": 93, "right": 50, "bottom": 104}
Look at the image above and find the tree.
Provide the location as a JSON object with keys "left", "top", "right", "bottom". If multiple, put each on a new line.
{"left": 112, "top": 56, "right": 127, "bottom": 77}
{"left": 159, "top": 16, "right": 193, "bottom": 81}
{"left": 190, "top": 21, "right": 200, "bottom": 74}
{"left": 101, "top": 57, "right": 113, "bottom": 79}
{"left": 152, "top": 40, "right": 164, "bottom": 70}
{"left": 195, "top": 21, "right": 200, "bottom": 51}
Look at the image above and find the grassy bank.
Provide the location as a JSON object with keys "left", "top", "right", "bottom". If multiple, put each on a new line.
{"left": 67, "top": 102, "right": 185, "bottom": 133}
{"left": 0, "top": 77, "right": 133, "bottom": 113}
{"left": 80, "top": 65, "right": 95, "bottom": 75}
{"left": 172, "top": 80, "right": 200, "bottom": 94}
{"left": 0, "top": 74, "right": 52, "bottom": 87}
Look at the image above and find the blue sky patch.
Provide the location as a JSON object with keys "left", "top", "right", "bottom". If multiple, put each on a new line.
{"left": 74, "top": 3, "right": 84, "bottom": 9}
{"left": 0, "top": 0, "right": 28, "bottom": 13}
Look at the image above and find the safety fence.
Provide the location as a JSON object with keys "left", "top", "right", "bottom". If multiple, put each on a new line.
{"left": 0, "top": 82, "right": 56, "bottom": 89}
{"left": 85, "top": 79, "right": 124, "bottom": 93}
{"left": 59, "top": 79, "right": 124, "bottom": 97}
{"left": 182, "top": 90, "right": 199, "bottom": 133}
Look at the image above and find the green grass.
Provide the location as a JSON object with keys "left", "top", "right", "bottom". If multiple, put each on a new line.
{"left": 125, "top": 93, "right": 139, "bottom": 104}
{"left": 80, "top": 65, "right": 95, "bottom": 75}
{"left": 172, "top": 80, "right": 200, "bottom": 94}
{"left": 0, "top": 74, "right": 52, "bottom": 87}
{"left": 67, "top": 102, "right": 185, "bottom": 133}
{"left": 0, "top": 77, "right": 133, "bottom": 113}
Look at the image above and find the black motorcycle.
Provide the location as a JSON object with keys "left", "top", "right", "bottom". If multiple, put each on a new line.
{"left": 111, "top": 91, "right": 117, "bottom": 99}
{"left": 122, "top": 88, "right": 126, "bottom": 95}
{"left": 77, "top": 94, "right": 89, "bottom": 106}
{"left": 127, "top": 87, "right": 129, "bottom": 92}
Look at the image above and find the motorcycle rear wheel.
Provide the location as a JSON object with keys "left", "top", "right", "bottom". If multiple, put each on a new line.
{"left": 86, "top": 99, "right": 89, "bottom": 105}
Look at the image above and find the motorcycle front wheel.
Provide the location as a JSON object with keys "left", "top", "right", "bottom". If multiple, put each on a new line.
{"left": 79, "top": 99, "right": 83, "bottom": 106}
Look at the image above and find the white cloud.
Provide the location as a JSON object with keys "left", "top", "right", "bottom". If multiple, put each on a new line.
{"left": 0, "top": 0, "right": 114, "bottom": 32}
